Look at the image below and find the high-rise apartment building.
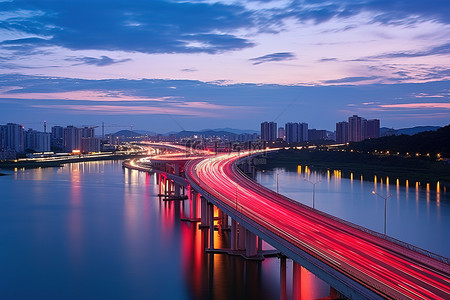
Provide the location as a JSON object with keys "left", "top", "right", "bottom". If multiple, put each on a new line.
{"left": 25, "top": 129, "right": 51, "bottom": 152}
{"left": 285, "top": 122, "right": 299, "bottom": 143}
{"left": 298, "top": 122, "right": 308, "bottom": 142}
{"left": 284, "top": 122, "right": 308, "bottom": 143}
{"left": 348, "top": 115, "right": 363, "bottom": 142}
{"left": 337, "top": 115, "right": 380, "bottom": 143}
{"left": 63, "top": 126, "right": 97, "bottom": 152}
{"left": 64, "top": 126, "right": 82, "bottom": 152}
{"left": 278, "top": 127, "right": 285, "bottom": 140}
{"left": 5, "top": 123, "right": 25, "bottom": 152}
{"left": 336, "top": 121, "right": 349, "bottom": 143}
{"left": 260, "top": 121, "right": 277, "bottom": 141}
{"left": 51, "top": 126, "right": 64, "bottom": 150}
{"left": 366, "top": 119, "right": 380, "bottom": 139}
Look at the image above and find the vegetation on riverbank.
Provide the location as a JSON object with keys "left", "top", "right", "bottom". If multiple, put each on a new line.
{"left": 260, "top": 149, "right": 450, "bottom": 189}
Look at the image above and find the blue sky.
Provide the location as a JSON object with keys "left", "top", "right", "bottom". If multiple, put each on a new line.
{"left": 0, "top": 0, "right": 449, "bottom": 133}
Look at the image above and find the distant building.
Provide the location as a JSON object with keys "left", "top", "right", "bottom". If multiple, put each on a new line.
{"left": 0, "top": 125, "right": 7, "bottom": 150}
{"left": 348, "top": 115, "right": 363, "bottom": 142}
{"left": 284, "top": 122, "right": 308, "bottom": 143}
{"left": 285, "top": 122, "right": 299, "bottom": 143}
{"left": 308, "top": 129, "right": 327, "bottom": 141}
{"left": 81, "top": 126, "right": 95, "bottom": 138}
{"left": 338, "top": 115, "right": 380, "bottom": 142}
{"left": 260, "top": 121, "right": 277, "bottom": 141}
{"left": 299, "top": 122, "right": 308, "bottom": 142}
{"left": 366, "top": 119, "right": 380, "bottom": 139}
{"left": 81, "top": 137, "right": 101, "bottom": 153}
{"left": 64, "top": 126, "right": 82, "bottom": 152}
{"left": 336, "top": 121, "right": 349, "bottom": 143}
{"left": 51, "top": 126, "right": 64, "bottom": 150}
{"left": 24, "top": 129, "right": 51, "bottom": 152}
{"left": 63, "top": 126, "right": 97, "bottom": 152}
{"left": 278, "top": 127, "right": 285, "bottom": 140}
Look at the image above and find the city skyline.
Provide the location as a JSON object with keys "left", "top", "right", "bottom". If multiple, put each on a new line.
{"left": 1, "top": 1, "right": 449, "bottom": 132}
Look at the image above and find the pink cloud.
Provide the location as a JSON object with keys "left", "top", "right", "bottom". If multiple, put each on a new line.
{"left": 31, "top": 104, "right": 218, "bottom": 117}
{"left": 0, "top": 89, "right": 169, "bottom": 102}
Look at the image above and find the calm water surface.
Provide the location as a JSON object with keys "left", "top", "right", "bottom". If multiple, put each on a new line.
{"left": 257, "top": 166, "right": 450, "bottom": 257}
{"left": 0, "top": 161, "right": 330, "bottom": 300}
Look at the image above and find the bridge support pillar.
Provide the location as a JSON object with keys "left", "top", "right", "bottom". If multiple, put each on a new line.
{"left": 209, "top": 203, "right": 214, "bottom": 250}
{"left": 190, "top": 190, "right": 198, "bottom": 219}
{"left": 245, "top": 230, "right": 257, "bottom": 257}
{"left": 221, "top": 212, "right": 228, "bottom": 228}
{"left": 230, "top": 219, "right": 237, "bottom": 251}
{"left": 174, "top": 182, "right": 181, "bottom": 198}
{"left": 258, "top": 236, "right": 263, "bottom": 252}
{"left": 292, "top": 262, "right": 301, "bottom": 300}
{"left": 280, "top": 256, "right": 287, "bottom": 300}
{"left": 237, "top": 224, "right": 246, "bottom": 250}
{"left": 200, "top": 196, "right": 208, "bottom": 228}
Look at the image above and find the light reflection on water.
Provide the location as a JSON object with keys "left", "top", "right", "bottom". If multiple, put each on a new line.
{"left": 0, "top": 161, "right": 332, "bottom": 300}
{"left": 257, "top": 166, "right": 450, "bottom": 258}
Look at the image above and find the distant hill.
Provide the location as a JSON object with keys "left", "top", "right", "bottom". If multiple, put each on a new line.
{"left": 113, "top": 130, "right": 144, "bottom": 137}
{"left": 351, "top": 124, "right": 450, "bottom": 157}
{"left": 173, "top": 130, "right": 237, "bottom": 139}
{"left": 134, "top": 130, "right": 158, "bottom": 136}
{"left": 380, "top": 126, "right": 440, "bottom": 136}
{"left": 202, "top": 128, "right": 259, "bottom": 135}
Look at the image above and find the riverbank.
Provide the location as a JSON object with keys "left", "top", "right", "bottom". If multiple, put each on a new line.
{"left": 259, "top": 149, "right": 450, "bottom": 189}
{"left": 0, "top": 153, "right": 147, "bottom": 169}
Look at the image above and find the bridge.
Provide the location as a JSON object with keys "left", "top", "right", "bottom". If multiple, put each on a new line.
{"left": 124, "top": 144, "right": 450, "bottom": 299}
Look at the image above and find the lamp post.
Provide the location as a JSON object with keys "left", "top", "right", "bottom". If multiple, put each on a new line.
{"left": 304, "top": 178, "right": 321, "bottom": 209}
{"left": 372, "top": 190, "right": 392, "bottom": 235}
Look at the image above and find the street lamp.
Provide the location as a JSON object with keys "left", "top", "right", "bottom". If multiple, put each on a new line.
{"left": 304, "top": 178, "right": 321, "bottom": 209}
{"left": 372, "top": 190, "right": 392, "bottom": 235}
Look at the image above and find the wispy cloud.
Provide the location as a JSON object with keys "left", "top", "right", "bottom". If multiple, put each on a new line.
{"left": 323, "top": 76, "right": 381, "bottom": 84}
{"left": 67, "top": 56, "right": 131, "bottom": 66}
{"left": 379, "top": 103, "right": 450, "bottom": 109}
{"left": 30, "top": 104, "right": 220, "bottom": 117}
{"left": 249, "top": 52, "right": 296, "bottom": 65}
{"left": 0, "top": 90, "right": 168, "bottom": 102}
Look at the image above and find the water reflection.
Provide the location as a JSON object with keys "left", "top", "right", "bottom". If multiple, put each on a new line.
{"left": 258, "top": 167, "right": 449, "bottom": 258}
{"left": 0, "top": 161, "right": 336, "bottom": 299}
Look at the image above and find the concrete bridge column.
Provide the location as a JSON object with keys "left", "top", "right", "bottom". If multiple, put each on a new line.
{"left": 230, "top": 219, "right": 237, "bottom": 251}
{"left": 237, "top": 224, "right": 246, "bottom": 251}
{"left": 164, "top": 178, "right": 168, "bottom": 195}
{"left": 190, "top": 190, "right": 198, "bottom": 219}
{"left": 257, "top": 236, "right": 263, "bottom": 252}
{"left": 280, "top": 256, "right": 287, "bottom": 300}
{"left": 209, "top": 203, "right": 214, "bottom": 250}
{"left": 292, "top": 262, "right": 302, "bottom": 300}
{"left": 200, "top": 196, "right": 208, "bottom": 227}
{"left": 221, "top": 212, "right": 228, "bottom": 228}
{"left": 245, "top": 230, "right": 257, "bottom": 257}
{"left": 174, "top": 182, "right": 181, "bottom": 197}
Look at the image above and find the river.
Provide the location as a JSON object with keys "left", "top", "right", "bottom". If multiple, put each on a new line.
{"left": 0, "top": 161, "right": 447, "bottom": 299}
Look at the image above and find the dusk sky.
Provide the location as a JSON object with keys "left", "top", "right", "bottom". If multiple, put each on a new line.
{"left": 1, "top": 0, "right": 449, "bottom": 133}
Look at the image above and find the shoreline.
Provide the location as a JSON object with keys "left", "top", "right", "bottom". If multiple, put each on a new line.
{"left": 258, "top": 149, "right": 450, "bottom": 190}
{"left": 0, "top": 153, "right": 147, "bottom": 170}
